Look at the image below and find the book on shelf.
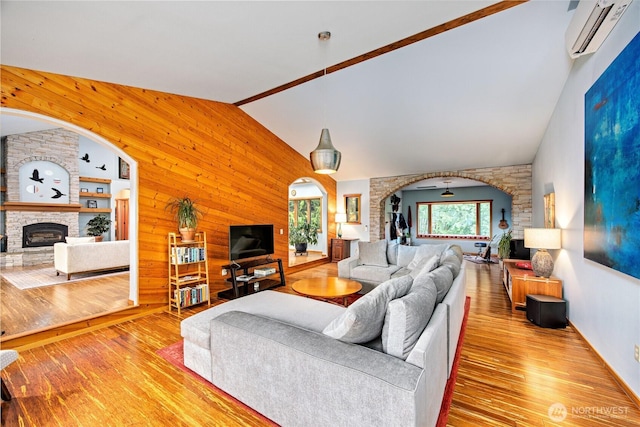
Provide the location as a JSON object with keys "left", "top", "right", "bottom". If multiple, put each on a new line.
{"left": 174, "top": 284, "right": 208, "bottom": 307}
{"left": 170, "top": 246, "right": 206, "bottom": 264}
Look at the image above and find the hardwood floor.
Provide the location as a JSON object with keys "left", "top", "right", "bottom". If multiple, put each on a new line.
{"left": 1, "top": 262, "right": 638, "bottom": 426}
{"left": 0, "top": 265, "right": 130, "bottom": 337}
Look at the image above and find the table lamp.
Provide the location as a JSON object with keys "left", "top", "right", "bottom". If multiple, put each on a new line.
{"left": 524, "top": 228, "right": 561, "bottom": 278}
{"left": 335, "top": 213, "right": 347, "bottom": 238}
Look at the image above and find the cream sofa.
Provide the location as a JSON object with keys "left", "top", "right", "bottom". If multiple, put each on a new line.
{"left": 54, "top": 239, "right": 129, "bottom": 280}
{"left": 180, "top": 244, "right": 466, "bottom": 427}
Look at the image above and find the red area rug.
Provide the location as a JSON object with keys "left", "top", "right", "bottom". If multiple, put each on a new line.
{"left": 437, "top": 296, "right": 470, "bottom": 427}
{"left": 157, "top": 296, "right": 470, "bottom": 426}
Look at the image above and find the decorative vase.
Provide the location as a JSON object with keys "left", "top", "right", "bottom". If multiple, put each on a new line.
{"left": 94, "top": 235, "right": 104, "bottom": 242}
{"left": 295, "top": 243, "right": 308, "bottom": 253}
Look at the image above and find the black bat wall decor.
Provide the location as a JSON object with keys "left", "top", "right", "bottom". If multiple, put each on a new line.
{"left": 30, "top": 169, "right": 44, "bottom": 183}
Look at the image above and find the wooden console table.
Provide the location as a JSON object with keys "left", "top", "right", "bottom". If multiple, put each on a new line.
{"left": 502, "top": 259, "right": 562, "bottom": 313}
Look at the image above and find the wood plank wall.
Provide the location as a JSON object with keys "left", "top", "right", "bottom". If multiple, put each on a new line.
{"left": 1, "top": 65, "right": 337, "bottom": 308}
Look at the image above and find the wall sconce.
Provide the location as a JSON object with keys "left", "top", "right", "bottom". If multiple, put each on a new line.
{"left": 524, "top": 228, "right": 562, "bottom": 278}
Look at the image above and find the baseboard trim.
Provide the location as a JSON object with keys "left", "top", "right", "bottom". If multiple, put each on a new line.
{"left": 569, "top": 320, "right": 640, "bottom": 409}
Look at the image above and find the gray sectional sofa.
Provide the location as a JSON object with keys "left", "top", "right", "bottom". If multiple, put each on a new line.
{"left": 337, "top": 240, "right": 457, "bottom": 292}
{"left": 180, "top": 242, "right": 466, "bottom": 427}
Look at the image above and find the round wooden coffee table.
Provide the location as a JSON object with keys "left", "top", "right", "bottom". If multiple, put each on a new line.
{"left": 292, "top": 277, "right": 362, "bottom": 306}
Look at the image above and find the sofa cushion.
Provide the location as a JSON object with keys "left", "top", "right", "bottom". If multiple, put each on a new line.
{"left": 323, "top": 274, "right": 413, "bottom": 343}
{"left": 350, "top": 264, "right": 402, "bottom": 284}
{"left": 397, "top": 245, "right": 419, "bottom": 267}
{"left": 386, "top": 240, "right": 399, "bottom": 265}
{"left": 429, "top": 265, "right": 454, "bottom": 303}
{"left": 357, "top": 240, "right": 388, "bottom": 267}
{"left": 65, "top": 236, "right": 95, "bottom": 244}
{"left": 381, "top": 276, "right": 437, "bottom": 359}
{"left": 181, "top": 291, "right": 345, "bottom": 350}
{"left": 407, "top": 244, "right": 449, "bottom": 270}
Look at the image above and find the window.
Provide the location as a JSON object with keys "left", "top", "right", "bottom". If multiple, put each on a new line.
{"left": 289, "top": 198, "right": 323, "bottom": 232}
{"left": 416, "top": 200, "right": 492, "bottom": 239}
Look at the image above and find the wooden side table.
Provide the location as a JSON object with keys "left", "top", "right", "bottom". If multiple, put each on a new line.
{"left": 502, "top": 260, "right": 562, "bottom": 313}
{"left": 331, "top": 238, "right": 357, "bottom": 262}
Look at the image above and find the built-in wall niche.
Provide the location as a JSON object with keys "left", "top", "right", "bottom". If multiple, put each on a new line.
{"left": 19, "top": 160, "right": 69, "bottom": 204}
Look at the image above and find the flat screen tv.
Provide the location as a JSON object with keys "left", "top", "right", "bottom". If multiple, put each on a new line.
{"left": 229, "top": 224, "right": 274, "bottom": 262}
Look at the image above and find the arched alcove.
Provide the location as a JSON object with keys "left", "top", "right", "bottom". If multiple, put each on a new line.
{"left": 288, "top": 177, "right": 329, "bottom": 267}
{"left": 369, "top": 165, "right": 532, "bottom": 242}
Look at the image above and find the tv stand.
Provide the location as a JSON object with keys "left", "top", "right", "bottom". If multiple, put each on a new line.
{"left": 218, "top": 257, "right": 285, "bottom": 299}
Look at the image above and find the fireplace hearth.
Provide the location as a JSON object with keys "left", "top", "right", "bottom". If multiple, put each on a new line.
{"left": 23, "top": 223, "right": 69, "bottom": 248}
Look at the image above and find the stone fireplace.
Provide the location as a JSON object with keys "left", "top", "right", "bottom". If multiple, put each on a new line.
{"left": 23, "top": 222, "right": 69, "bottom": 248}
{"left": 1, "top": 129, "right": 81, "bottom": 267}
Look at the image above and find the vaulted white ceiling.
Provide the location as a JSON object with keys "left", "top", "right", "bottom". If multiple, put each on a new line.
{"left": 1, "top": 1, "right": 578, "bottom": 181}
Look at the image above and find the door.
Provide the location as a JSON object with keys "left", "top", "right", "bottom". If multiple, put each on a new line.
{"left": 116, "top": 198, "right": 129, "bottom": 240}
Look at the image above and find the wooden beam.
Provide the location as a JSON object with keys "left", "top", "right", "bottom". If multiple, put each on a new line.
{"left": 234, "top": 0, "right": 528, "bottom": 106}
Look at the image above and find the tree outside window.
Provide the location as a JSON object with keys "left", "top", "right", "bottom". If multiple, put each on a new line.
{"left": 289, "top": 198, "right": 322, "bottom": 233}
{"left": 417, "top": 200, "right": 491, "bottom": 239}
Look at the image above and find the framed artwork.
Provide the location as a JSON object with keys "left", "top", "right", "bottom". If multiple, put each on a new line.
{"left": 544, "top": 193, "right": 555, "bottom": 228}
{"left": 87, "top": 200, "right": 98, "bottom": 209}
{"left": 119, "top": 158, "right": 130, "bottom": 180}
{"left": 345, "top": 194, "right": 361, "bottom": 224}
{"left": 96, "top": 187, "right": 104, "bottom": 194}
{"left": 584, "top": 32, "right": 640, "bottom": 280}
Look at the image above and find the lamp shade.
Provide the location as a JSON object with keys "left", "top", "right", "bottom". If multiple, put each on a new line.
{"left": 524, "top": 228, "right": 562, "bottom": 249}
{"left": 335, "top": 213, "right": 347, "bottom": 223}
{"left": 310, "top": 128, "right": 341, "bottom": 174}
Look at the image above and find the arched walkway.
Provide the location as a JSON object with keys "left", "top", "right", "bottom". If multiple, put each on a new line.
{"left": 369, "top": 164, "right": 532, "bottom": 241}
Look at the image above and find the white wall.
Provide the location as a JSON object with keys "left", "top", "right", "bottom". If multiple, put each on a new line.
{"left": 337, "top": 179, "right": 370, "bottom": 255}
{"left": 533, "top": 4, "right": 640, "bottom": 398}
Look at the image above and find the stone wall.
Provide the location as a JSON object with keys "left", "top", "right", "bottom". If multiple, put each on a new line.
{"left": 1, "top": 128, "right": 80, "bottom": 266}
{"left": 369, "top": 164, "right": 532, "bottom": 242}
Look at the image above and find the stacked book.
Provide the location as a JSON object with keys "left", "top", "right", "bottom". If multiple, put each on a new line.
{"left": 254, "top": 267, "right": 276, "bottom": 277}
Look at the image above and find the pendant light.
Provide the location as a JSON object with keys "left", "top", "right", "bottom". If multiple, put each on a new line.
{"left": 441, "top": 181, "right": 454, "bottom": 197}
{"left": 310, "top": 31, "right": 341, "bottom": 174}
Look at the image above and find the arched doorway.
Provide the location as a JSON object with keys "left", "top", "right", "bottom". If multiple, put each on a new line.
{"left": 288, "top": 178, "right": 329, "bottom": 267}
{"left": 369, "top": 166, "right": 532, "bottom": 243}
{"left": 0, "top": 108, "right": 138, "bottom": 338}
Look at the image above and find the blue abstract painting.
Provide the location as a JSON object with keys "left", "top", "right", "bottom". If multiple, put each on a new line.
{"left": 584, "top": 32, "right": 640, "bottom": 280}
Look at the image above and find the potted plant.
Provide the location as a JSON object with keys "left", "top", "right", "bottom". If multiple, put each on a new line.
{"left": 497, "top": 229, "right": 513, "bottom": 260}
{"left": 166, "top": 196, "right": 202, "bottom": 242}
{"left": 86, "top": 214, "right": 111, "bottom": 242}
{"left": 288, "top": 222, "right": 319, "bottom": 253}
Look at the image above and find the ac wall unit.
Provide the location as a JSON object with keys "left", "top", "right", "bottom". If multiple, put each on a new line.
{"left": 565, "top": 0, "right": 633, "bottom": 58}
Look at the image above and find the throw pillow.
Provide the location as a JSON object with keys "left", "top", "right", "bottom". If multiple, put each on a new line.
{"left": 440, "top": 253, "right": 461, "bottom": 277}
{"left": 409, "top": 255, "right": 439, "bottom": 279}
{"left": 381, "top": 276, "right": 437, "bottom": 359}
{"left": 516, "top": 261, "right": 533, "bottom": 270}
{"left": 429, "top": 265, "right": 454, "bottom": 303}
{"left": 65, "top": 236, "right": 95, "bottom": 244}
{"left": 323, "top": 274, "right": 413, "bottom": 343}
{"left": 357, "top": 240, "right": 388, "bottom": 267}
{"left": 397, "top": 245, "right": 419, "bottom": 267}
{"left": 406, "top": 244, "right": 449, "bottom": 270}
